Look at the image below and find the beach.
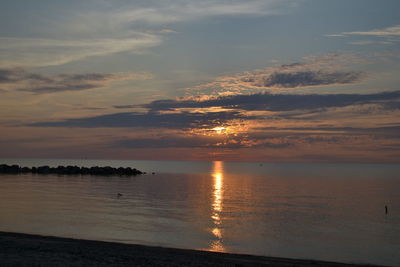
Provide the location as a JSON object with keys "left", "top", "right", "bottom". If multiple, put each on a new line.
{"left": 0, "top": 231, "right": 376, "bottom": 267}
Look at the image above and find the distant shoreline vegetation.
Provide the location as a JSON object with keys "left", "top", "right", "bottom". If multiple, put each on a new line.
{"left": 0, "top": 164, "right": 143, "bottom": 176}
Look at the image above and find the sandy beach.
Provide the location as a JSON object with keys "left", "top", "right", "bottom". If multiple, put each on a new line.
{"left": 0, "top": 231, "right": 378, "bottom": 267}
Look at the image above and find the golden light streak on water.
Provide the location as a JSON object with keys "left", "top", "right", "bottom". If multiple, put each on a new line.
{"left": 210, "top": 161, "right": 225, "bottom": 252}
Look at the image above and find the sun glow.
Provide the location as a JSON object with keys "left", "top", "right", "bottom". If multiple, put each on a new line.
{"left": 186, "top": 118, "right": 252, "bottom": 138}
{"left": 212, "top": 126, "right": 226, "bottom": 134}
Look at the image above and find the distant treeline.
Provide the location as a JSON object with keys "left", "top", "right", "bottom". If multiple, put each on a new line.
{"left": 0, "top": 164, "right": 143, "bottom": 176}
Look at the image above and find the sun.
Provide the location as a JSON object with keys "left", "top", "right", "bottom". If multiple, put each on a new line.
{"left": 211, "top": 127, "right": 226, "bottom": 134}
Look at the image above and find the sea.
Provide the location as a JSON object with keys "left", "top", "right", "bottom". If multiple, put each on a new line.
{"left": 0, "top": 158, "right": 399, "bottom": 266}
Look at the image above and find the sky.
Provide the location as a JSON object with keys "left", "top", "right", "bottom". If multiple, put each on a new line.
{"left": 1, "top": 0, "right": 400, "bottom": 162}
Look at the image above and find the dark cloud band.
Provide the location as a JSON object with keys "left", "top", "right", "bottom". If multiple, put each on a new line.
{"left": 145, "top": 91, "right": 400, "bottom": 112}
{"left": 27, "top": 111, "right": 252, "bottom": 129}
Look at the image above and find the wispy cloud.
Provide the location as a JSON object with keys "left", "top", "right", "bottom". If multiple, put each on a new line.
{"left": 327, "top": 25, "right": 400, "bottom": 45}
{"left": 1, "top": 0, "right": 297, "bottom": 67}
{"left": 0, "top": 68, "right": 152, "bottom": 94}
{"left": 348, "top": 41, "right": 374, "bottom": 46}
{"left": 343, "top": 25, "right": 400, "bottom": 37}
{"left": 107, "top": 0, "right": 292, "bottom": 25}
{"left": 0, "top": 35, "right": 161, "bottom": 67}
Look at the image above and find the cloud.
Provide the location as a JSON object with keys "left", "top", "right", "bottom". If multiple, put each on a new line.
{"left": 188, "top": 54, "right": 364, "bottom": 95}
{"left": 24, "top": 90, "right": 400, "bottom": 153}
{"left": 115, "top": 135, "right": 214, "bottom": 148}
{"left": 21, "top": 84, "right": 99, "bottom": 94}
{"left": 114, "top": 134, "right": 293, "bottom": 149}
{"left": 384, "top": 101, "right": 400, "bottom": 110}
{"left": 247, "top": 70, "right": 361, "bottom": 88}
{"left": 27, "top": 111, "right": 253, "bottom": 129}
{"left": 144, "top": 91, "right": 400, "bottom": 112}
{"left": 0, "top": 35, "right": 161, "bottom": 67}
{"left": 0, "top": 0, "right": 297, "bottom": 67}
{"left": 109, "top": 0, "right": 291, "bottom": 25}
{"left": 349, "top": 41, "right": 375, "bottom": 45}
{"left": 327, "top": 25, "right": 400, "bottom": 44}
{"left": 112, "top": 125, "right": 400, "bottom": 150}
{"left": 260, "top": 125, "right": 400, "bottom": 137}
{"left": 342, "top": 25, "right": 400, "bottom": 37}
{"left": 113, "top": 105, "right": 137, "bottom": 109}
{"left": 0, "top": 68, "right": 152, "bottom": 94}
{"left": 0, "top": 68, "right": 32, "bottom": 83}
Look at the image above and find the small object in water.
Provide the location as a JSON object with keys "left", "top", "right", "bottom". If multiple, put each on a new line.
{"left": 117, "top": 193, "right": 123, "bottom": 198}
{"left": 385, "top": 205, "right": 388, "bottom": 214}
{"left": 152, "top": 172, "right": 155, "bottom": 175}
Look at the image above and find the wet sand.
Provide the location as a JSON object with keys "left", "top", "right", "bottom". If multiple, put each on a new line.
{"left": 0, "top": 231, "right": 379, "bottom": 267}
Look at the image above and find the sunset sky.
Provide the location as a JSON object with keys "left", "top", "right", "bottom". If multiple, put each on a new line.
{"left": 1, "top": 0, "right": 399, "bottom": 162}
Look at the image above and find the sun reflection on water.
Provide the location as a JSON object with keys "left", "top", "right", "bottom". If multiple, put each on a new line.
{"left": 210, "top": 161, "right": 225, "bottom": 252}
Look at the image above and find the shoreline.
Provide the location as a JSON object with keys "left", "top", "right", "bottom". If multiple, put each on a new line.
{"left": 0, "top": 231, "right": 380, "bottom": 267}
{"left": 0, "top": 164, "right": 143, "bottom": 176}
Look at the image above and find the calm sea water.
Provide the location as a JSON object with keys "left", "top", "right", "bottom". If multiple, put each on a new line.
{"left": 0, "top": 159, "right": 399, "bottom": 266}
